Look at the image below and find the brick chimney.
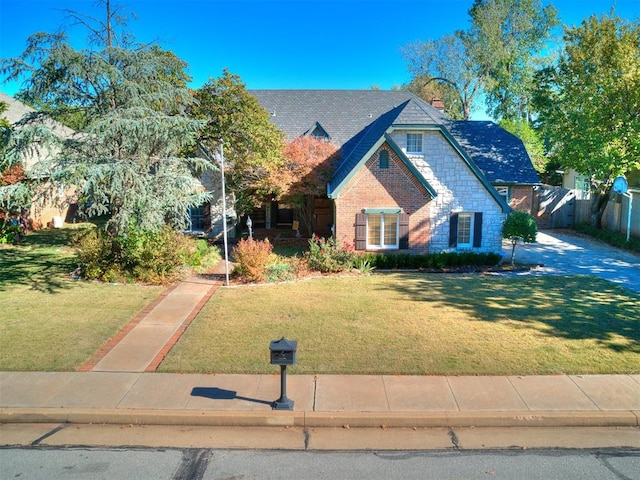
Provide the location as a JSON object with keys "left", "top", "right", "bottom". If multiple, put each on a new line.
{"left": 430, "top": 98, "right": 445, "bottom": 111}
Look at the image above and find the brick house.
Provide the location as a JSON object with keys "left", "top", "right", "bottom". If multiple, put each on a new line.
{"left": 243, "top": 90, "right": 539, "bottom": 254}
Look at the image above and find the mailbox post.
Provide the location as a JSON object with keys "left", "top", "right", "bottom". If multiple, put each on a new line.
{"left": 269, "top": 336, "right": 297, "bottom": 410}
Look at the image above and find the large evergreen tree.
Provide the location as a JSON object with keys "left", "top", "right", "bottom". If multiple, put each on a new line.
{"left": 533, "top": 13, "right": 640, "bottom": 227}
{"left": 0, "top": 1, "right": 210, "bottom": 236}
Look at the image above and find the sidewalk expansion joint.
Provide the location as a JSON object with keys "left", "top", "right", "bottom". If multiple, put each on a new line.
{"left": 31, "top": 423, "right": 70, "bottom": 445}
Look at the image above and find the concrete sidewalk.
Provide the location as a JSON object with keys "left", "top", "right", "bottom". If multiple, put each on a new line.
{"left": 1, "top": 372, "right": 639, "bottom": 429}
{"left": 1, "top": 232, "right": 639, "bottom": 434}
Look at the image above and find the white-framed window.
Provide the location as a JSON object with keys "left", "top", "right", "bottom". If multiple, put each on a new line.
{"left": 450, "top": 212, "right": 482, "bottom": 249}
{"left": 575, "top": 175, "right": 590, "bottom": 199}
{"left": 457, "top": 213, "right": 474, "bottom": 248}
{"left": 367, "top": 212, "right": 399, "bottom": 249}
{"left": 406, "top": 133, "right": 423, "bottom": 154}
{"left": 495, "top": 186, "right": 510, "bottom": 204}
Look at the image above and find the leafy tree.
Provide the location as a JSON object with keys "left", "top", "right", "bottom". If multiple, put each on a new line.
{"left": 499, "top": 118, "right": 546, "bottom": 172}
{"left": 0, "top": 101, "right": 31, "bottom": 214}
{"left": 502, "top": 211, "right": 537, "bottom": 265}
{"left": 0, "top": 0, "right": 210, "bottom": 236}
{"left": 468, "top": 0, "right": 558, "bottom": 122}
{"left": 403, "top": 0, "right": 557, "bottom": 123}
{"left": 274, "top": 136, "right": 340, "bottom": 236}
{"left": 533, "top": 13, "right": 640, "bottom": 228}
{"left": 192, "top": 69, "right": 285, "bottom": 216}
{"left": 403, "top": 73, "right": 465, "bottom": 120}
{"left": 402, "top": 33, "right": 485, "bottom": 120}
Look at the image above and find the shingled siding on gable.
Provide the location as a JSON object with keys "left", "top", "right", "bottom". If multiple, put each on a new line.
{"left": 390, "top": 130, "right": 506, "bottom": 253}
{"left": 334, "top": 146, "right": 432, "bottom": 254}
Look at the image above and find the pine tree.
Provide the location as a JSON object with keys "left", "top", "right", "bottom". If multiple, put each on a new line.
{"left": 0, "top": 0, "right": 211, "bottom": 235}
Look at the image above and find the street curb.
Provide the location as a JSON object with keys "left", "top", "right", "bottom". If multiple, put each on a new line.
{"left": 2, "top": 408, "right": 638, "bottom": 428}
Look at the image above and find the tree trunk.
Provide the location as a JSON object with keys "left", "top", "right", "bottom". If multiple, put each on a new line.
{"left": 589, "top": 191, "right": 610, "bottom": 229}
{"left": 295, "top": 195, "right": 314, "bottom": 237}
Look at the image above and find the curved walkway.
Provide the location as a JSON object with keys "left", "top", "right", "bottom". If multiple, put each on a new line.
{"left": 500, "top": 230, "right": 640, "bottom": 294}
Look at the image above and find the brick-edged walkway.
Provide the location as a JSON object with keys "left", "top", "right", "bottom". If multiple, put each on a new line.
{"left": 79, "top": 276, "right": 221, "bottom": 373}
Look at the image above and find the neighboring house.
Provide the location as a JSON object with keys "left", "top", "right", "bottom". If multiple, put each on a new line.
{"left": 1, "top": 91, "right": 76, "bottom": 228}
{"left": 239, "top": 90, "right": 539, "bottom": 254}
{"left": 559, "top": 167, "right": 640, "bottom": 238}
{"left": 561, "top": 169, "right": 591, "bottom": 200}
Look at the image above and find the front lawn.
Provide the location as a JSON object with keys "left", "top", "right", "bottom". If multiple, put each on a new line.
{"left": 159, "top": 273, "right": 640, "bottom": 375}
{"left": 0, "top": 227, "right": 162, "bottom": 371}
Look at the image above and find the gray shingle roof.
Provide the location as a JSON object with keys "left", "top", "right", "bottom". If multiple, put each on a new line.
{"left": 446, "top": 120, "right": 540, "bottom": 185}
{"left": 1, "top": 91, "right": 36, "bottom": 124}
{"left": 249, "top": 90, "right": 540, "bottom": 187}
{"left": 329, "top": 102, "right": 407, "bottom": 196}
{"left": 250, "top": 89, "right": 446, "bottom": 148}
{"left": 0, "top": 91, "right": 75, "bottom": 137}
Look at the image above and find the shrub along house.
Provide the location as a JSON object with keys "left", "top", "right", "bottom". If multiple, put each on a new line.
{"left": 245, "top": 90, "right": 539, "bottom": 254}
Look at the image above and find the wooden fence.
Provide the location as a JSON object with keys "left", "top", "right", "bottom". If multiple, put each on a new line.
{"left": 534, "top": 186, "right": 639, "bottom": 239}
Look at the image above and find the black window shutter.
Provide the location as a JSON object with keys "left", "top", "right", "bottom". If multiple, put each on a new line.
{"left": 449, "top": 213, "right": 458, "bottom": 248}
{"left": 355, "top": 213, "right": 367, "bottom": 250}
{"left": 473, "top": 212, "right": 483, "bottom": 248}
{"left": 399, "top": 213, "right": 409, "bottom": 249}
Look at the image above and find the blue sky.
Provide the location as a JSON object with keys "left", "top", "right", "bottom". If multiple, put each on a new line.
{"left": 1, "top": 0, "right": 638, "bottom": 120}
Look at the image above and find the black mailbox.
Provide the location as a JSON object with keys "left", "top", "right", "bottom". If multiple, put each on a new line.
{"left": 269, "top": 337, "right": 297, "bottom": 365}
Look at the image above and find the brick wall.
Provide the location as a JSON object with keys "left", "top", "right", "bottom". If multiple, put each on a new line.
{"left": 510, "top": 185, "right": 534, "bottom": 214}
{"left": 334, "top": 145, "right": 431, "bottom": 254}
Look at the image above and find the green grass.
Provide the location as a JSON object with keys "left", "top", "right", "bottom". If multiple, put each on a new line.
{"left": 0, "top": 227, "right": 162, "bottom": 371}
{"left": 159, "top": 273, "right": 640, "bottom": 375}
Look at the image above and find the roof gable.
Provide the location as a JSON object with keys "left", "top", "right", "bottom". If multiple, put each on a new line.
{"left": 249, "top": 90, "right": 446, "bottom": 148}
{"left": 303, "top": 121, "right": 330, "bottom": 141}
{"left": 249, "top": 90, "right": 538, "bottom": 189}
{"left": 0, "top": 91, "right": 75, "bottom": 138}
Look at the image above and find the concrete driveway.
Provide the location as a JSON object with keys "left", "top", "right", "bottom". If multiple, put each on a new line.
{"left": 501, "top": 230, "right": 640, "bottom": 294}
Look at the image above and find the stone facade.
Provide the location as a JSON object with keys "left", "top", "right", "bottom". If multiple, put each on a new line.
{"left": 195, "top": 168, "right": 237, "bottom": 239}
{"left": 334, "top": 129, "right": 506, "bottom": 254}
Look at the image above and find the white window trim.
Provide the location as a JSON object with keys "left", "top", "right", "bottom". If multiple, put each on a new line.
{"left": 495, "top": 186, "right": 510, "bottom": 204}
{"left": 406, "top": 133, "right": 423, "bottom": 154}
{"left": 457, "top": 213, "right": 474, "bottom": 248}
{"left": 366, "top": 212, "right": 399, "bottom": 250}
{"left": 575, "top": 175, "right": 590, "bottom": 200}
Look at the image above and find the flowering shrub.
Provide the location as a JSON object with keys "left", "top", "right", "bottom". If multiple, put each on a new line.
{"left": 305, "top": 235, "right": 358, "bottom": 273}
